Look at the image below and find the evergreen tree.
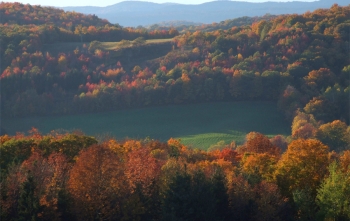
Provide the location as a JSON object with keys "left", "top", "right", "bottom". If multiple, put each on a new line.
{"left": 57, "top": 189, "right": 76, "bottom": 221}
{"left": 161, "top": 170, "right": 193, "bottom": 221}
{"left": 211, "top": 168, "right": 229, "bottom": 221}
{"left": 161, "top": 169, "right": 223, "bottom": 221}
{"left": 18, "top": 174, "right": 42, "bottom": 221}
{"left": 191, "top": 170, "right": 216, "bottom": 221}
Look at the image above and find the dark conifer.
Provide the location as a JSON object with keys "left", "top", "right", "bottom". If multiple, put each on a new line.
{"left": 18, "top": 173, "right": 42, "bottom": 221}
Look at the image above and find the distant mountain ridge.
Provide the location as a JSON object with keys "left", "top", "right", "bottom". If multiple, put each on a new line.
{"left": 61, "top": 0, "right": 349, "bottom": 26}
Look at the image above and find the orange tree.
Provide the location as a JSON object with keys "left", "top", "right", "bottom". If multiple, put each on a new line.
{"left": 67, "top": 144, "right": 127, "bottom": 220}
{"left": 275, "top": 139, "right": 329, "bottom": 199}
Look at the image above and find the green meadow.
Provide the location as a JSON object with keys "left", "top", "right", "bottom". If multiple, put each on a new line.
{"left": 1, "top": 101, "right": 290, "bottom": 150}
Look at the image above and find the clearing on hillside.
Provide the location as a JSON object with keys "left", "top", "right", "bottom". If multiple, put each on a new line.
{"left": 42, "top": 39, "right": 173, "bottom": 53}
{"left": 1, "top": 101, "right": 290, "bottom": 150}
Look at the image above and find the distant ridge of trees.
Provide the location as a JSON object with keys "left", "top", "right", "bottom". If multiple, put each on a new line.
{"left": 147, "top": 14, "right": 278, "bottom": 33}
{"left": 61, "top": 0, "right": 350, "bottom": 26}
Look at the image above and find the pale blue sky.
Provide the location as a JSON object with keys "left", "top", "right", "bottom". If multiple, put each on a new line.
{"left": 14, "top": 0, "right": 316, "bottom": 7}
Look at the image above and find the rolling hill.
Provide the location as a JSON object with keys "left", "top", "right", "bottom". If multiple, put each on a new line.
{"left": 61, "top": 0, "right": 350, "bottom": 26}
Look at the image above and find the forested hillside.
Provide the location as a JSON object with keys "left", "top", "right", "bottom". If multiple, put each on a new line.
{"left": 1, "top": 3, "right": 349, "bottom": 124}
{"left": 0, "top": 3, "right": 178, "bottom": 52}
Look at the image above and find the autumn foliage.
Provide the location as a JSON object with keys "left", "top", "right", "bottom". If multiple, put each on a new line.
{"left": 68, "top": 144, "right": 126, "bottom": 220}
{"left": 1, "top": 4, "right": 349, "bottom": 126}
{"left": 1, "top": 129, "right": 349, "bottom": 220}
{"left": 1, "top": 2, "right": 350, "bottom": 221}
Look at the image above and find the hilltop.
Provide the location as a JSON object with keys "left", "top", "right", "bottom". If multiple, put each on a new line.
{"left": 0, "top": 2, "right": 110, "bottom": 27}
{"left": 61, "top": 0, "right": 350, "bottom": 26}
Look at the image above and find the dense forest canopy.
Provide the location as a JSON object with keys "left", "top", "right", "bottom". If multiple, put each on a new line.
{"left": 0, "top": 2, "right": 350, "bottom": 220}
{"left": 1, "top": 3, "right": 349, "bottom": 124}
{"left": 1, "top": 128, "right": 349, "bottom": 220}
{"left": 0, "top": 2, "right": 110, "bottom": 26}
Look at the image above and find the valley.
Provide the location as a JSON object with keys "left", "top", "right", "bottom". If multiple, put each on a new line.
{"left": 1, "top": 101, "right": 290, "bottom": 149}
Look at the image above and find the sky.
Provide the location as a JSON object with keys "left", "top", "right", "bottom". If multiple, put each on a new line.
{"left": 12, "top": 0, "right": 317, "bottom": 7}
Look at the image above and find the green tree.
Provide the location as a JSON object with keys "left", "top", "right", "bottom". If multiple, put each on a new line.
{"left": 316, "top": 162, "right": 350, "bottom": 221}
{"left": 293, "top": 188, "right": 318, "bottom": 221}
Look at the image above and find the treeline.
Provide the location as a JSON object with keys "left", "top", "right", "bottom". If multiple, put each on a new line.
{"left": 0, "top": 2, "right": 179, "bottom": 58}
{"left": 1, "top": 129, "right": 349, "bottom": 220}
{"left": 0, "top": 2, "right": 109, "bottom": 27}
{"left": 147, "top": 14, "right": 278, "bottom": 33}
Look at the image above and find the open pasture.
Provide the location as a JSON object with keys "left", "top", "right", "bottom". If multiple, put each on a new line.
{"left": 1, "top": 101, "right": 290, "bottom": 150}
{"left": 42, "top": 38, "right": 173, "bottom": 53}
{"left": 101, "top": 38, "right": 173, "bottom": 50}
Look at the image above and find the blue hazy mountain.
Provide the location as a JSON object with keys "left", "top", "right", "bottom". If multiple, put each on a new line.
{"left": 61, "top": 0, "right": 350, "bottom": 27}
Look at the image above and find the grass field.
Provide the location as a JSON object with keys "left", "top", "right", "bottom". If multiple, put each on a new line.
{"left": 1, "top": 101, "right": 290, "bottom": 150}
{"left": 101, "top": 38, "right": 173, "bottom": 50}
{"left": 43, "top": 39, "right": 173, "bottom": 53}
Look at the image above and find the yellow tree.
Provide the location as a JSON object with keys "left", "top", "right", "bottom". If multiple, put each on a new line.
{"left": 239, "top": 132, "right": 281, "bottom": 183}
{"left": 316, "top": 120, "right": 350, "bottom": 152}
{"left": 57, "top": 54, "right": 67, "bottom": 71}
{"left": 340, "top": 150, "right": 350, "bottom": 173}
{"left": 275, "top": 139, "right": 329, "bottom": 198}
{"left": 241, "top": 153, "right": 279, "bottom": 182}
{"left": 304, "top": 68, "right": 336, "bottom": 92}
{"left": 291, "top": 111, "right": 318, "bottom": 139}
